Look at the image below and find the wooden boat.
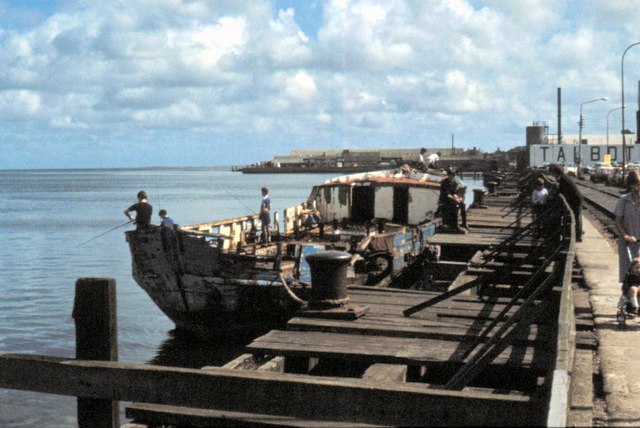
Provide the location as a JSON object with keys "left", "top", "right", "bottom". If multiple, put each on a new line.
{"left": 125, "top": 167, "right": 446, "bottom": 337}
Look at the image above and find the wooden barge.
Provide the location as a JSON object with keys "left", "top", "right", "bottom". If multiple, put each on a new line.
{"left": 125, "top": 168, "right": 446, "bottom": 337}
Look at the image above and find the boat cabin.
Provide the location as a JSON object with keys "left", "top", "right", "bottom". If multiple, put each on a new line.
{"left": 310, "top": 170, "right": 443, "bottom": 226}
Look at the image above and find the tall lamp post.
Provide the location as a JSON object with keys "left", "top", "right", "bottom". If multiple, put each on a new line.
{"left": 621, "top": 42, "right": 640, "bottom": 179}
{"left": 607, "top": 105, "right": 625, "bottom": 157}
{"left": 578, "top": 97, "right": 607, "bottom": 177}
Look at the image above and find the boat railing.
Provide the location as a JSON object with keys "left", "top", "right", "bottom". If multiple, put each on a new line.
{"left": 283, "top": 204, "right": 304, "bottom": 234}
{"left": 181, "top": 215, "right": 260, "bottom": 251}
{"left": 181, "top": 205, "right": 304, "bottom": 251}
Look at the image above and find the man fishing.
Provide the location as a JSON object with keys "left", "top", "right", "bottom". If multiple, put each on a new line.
{"left": 124, "top": 190, "right": 153, "bottom": 229}
{"left": 259, "top": 187, "right": 271, "bottom": 243}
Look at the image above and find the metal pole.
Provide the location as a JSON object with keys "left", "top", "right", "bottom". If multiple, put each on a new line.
{"left": 578, "top": 109, "right": 583, "bottom": 175}
{"left": 621, "top": 42, "right": 640, "bottom": 178}
{"left": 607, "top": 106, "right": 624, "bottom": 159}
{"left": 578, "top": 97, "right": 608, "bottom": 178}
{"left": 557, "top": 87, "right": 562, "bottom": 144}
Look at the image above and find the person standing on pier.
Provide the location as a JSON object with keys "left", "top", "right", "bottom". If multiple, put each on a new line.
{"left": 259, "top": 187, "right": 271, "bottom": 244}
{"left": 417, "top": 147, "right": 428, "bottom": 171}
{"left": 530, "top": 176, "right": 549, "bottom": 237}
{"left": 124, "top": 190, "right": 153, "bottom": 229}
{"left": 615, "top": 171, "right": 640, "bottom": 285}
{"left": 438, "top": 166, "right": 468, "bottom": 233}
{"left": 548, "top": 164, "right": 583, "bottom": 242}
{"left": 531, "top": 177, "right": 549, "bottom": 211}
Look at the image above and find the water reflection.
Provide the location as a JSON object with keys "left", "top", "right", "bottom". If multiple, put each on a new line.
{"left": 149, "top": 329, "right": 250, "bottom": 369}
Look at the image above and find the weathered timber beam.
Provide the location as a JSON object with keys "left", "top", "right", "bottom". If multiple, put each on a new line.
{"left": 125, "top": 403, "right": 380, "bottom": 427}
{"left": 0, "top": 353, "right": 539, "bottom": 426}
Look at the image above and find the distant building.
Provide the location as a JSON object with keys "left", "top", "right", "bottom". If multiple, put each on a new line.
{"left": 526, "top": 121, "right": 638, "bottom": 168}
{"left": 234, "top": 147, "right": 506, "bottom": 174}
{"left": 271, "top": 148, "right": 462, "bottom": 168}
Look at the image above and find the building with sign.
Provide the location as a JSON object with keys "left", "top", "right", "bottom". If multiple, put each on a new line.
{"left": 526, "top": 122, "right": 638, "bottom": 169}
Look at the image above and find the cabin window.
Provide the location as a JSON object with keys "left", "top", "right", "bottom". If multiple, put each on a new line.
{"left": 393, "top": 186, "right": 409, "bottom": 224}
{"left": 351, "top": 185, "right": 375, "bottom": 223}
{"left": 323, "top": 187, "right": 332, "bottom": 204}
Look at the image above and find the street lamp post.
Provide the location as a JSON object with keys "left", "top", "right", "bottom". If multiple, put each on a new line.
{"left": 621, "top": 42, "right": 640, "bottom": 179}
{"left": 607, "top": 105, "right": 625, "bottom": 157}
{"left": 578, "top": 97, "right": 608, "bottom": 177}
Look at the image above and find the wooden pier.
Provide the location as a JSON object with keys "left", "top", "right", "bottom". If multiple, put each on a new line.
{"left": 0, "top": 173, "right": 579, "bottom": 427}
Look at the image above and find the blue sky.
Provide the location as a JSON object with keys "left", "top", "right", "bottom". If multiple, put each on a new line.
{"left": 1, "top": 0, "right": 640, "bottom": 169}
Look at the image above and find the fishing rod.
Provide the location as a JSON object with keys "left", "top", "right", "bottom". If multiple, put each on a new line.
{"left": 221, "top": 184, "right": 257, "bottom": 214}
{"left": 77, "top": 220, "right": 134, "bottom": 247}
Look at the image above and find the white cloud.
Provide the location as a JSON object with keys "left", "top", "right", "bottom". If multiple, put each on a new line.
{"left": 175, "top": 17, "right": 247, "bottom": 71}
{"left": 267, "top": 8, "right": 313, "bottom": 66}
{"left": 0, "top": 90, "right": 41, "bottom": 119}
{"left": 0, "top": 0, "right": 637, "bottom": 167}
{"left": 285, "top": 70, "right": 318, "bottom": 101}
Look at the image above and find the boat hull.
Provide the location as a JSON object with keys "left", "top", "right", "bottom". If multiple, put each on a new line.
{"left": 127, "top": 228, "right": 308, "bottom": 336}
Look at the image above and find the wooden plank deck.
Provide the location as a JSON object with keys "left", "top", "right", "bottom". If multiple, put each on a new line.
{"left": 246, "top": 329, "right": 551, "bottom": 373}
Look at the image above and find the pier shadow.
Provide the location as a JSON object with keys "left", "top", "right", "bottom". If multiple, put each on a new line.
{"left": 149, "top": 329, "right": 249, "bottom": 369}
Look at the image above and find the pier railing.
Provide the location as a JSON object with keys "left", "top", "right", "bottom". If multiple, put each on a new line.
{"left": 403, "top": 193, "right": 577, "bottom": 423}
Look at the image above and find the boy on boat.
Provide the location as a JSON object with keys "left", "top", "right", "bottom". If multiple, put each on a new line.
{"left": 159, "top": 209, "right": 174, "bottom": 228}
{"left": 124, "top": 190, "right": 153, "bottom": 229}
{"left": 259, "top": 187, "right": 271, "bottom": 243}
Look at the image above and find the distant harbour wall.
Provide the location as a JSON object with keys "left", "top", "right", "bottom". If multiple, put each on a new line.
{"left": 234, "top": 157, "right": 508, "bottom": 174}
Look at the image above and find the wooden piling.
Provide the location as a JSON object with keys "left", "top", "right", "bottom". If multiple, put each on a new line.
{"left": 72, "top": 277, "right": 119, "bottom": 428}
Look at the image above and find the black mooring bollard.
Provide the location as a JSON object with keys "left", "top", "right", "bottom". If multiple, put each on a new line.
{"left": 73, "top": 277, "right": 119, "bottom": 428}
{"left": 305, "top": 250, "right": 352, "bottom": 309}
{"left": 470, "top": 189, "right": 488, "bottom": 209}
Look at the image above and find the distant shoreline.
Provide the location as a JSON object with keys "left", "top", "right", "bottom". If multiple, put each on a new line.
{"left": 0, "top": 165, "right": 233, "bottom": 172}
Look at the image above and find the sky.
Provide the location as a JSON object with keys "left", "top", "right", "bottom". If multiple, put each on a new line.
{"left": 1, "top": 0, "right": 640, "bottom": 169}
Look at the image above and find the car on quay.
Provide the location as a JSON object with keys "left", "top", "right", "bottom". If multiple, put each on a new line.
{"left": 591, "top": 165, "right": 617, "bottom": 183}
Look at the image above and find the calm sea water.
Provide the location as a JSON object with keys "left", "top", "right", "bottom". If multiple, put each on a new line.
{"left": 0, "top": 168, "right": 482, "bottom": 427}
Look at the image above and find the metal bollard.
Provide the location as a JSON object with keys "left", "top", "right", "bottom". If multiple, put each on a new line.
{"left": 470, "top": 189, "right": 488, "bottom": 209}
{"left": 305, "top": 250, "right": 352, "bottom": 309}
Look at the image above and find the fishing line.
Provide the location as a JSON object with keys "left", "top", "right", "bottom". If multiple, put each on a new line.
{"left": 154, "top": 176, "right": 162, "bottom": 209}
{"left": 220, "top": 183, "right": 256, "bottom": 214}
{"left": 77, "top": 220, "right": 134, "bottom": 247}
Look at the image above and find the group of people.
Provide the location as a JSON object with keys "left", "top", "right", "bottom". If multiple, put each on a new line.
{"left": 527, "top": 163, "right": 640, "bottom": 320}
{"left": 526, "top": 164, "right": 583, "bottom": 242}
{"left": 123, "top": 190, "right": 174, "bottom": 229}
{"left": 123, "top": 187, "right": 274, "bottom": 244}
{"left": 417, "top": 147, "right": 440, "bottom": 172}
